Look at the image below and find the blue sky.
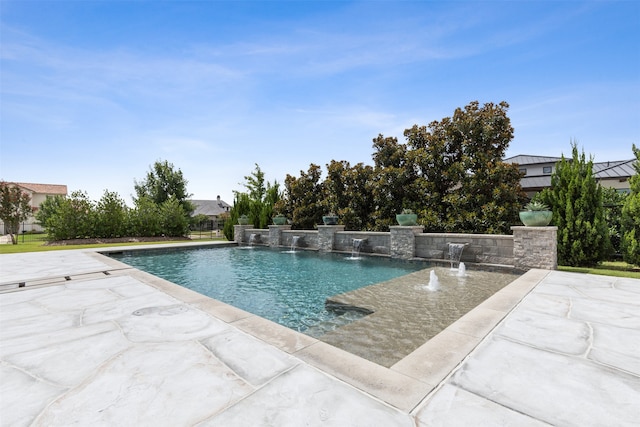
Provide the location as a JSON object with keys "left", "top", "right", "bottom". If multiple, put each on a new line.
{"left": 1, "top": 1, "right": 639, "bottom": 205}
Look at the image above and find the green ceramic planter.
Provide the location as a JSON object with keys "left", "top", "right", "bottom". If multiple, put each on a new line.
{"left": 519, "top": 210, "right": 552, "bottom": 226}
{"left": 395, "top": 213, "right": 418, "bottom": 226}
{"left": 322, "top": 215, "right": 338, "bottom": 225}
{"left": 272, "top": 216, "right": 287, "bottom": 225}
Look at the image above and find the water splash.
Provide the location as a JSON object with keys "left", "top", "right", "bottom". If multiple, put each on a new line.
{"left": 424, "top": 270, "right": 440, "bottom": 291}
{"left": 457, "top": 262, "right": 467, "bottom": 277}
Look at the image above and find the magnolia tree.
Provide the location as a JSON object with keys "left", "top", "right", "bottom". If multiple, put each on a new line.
{"left": 280, "top": 101, "right": 526, "bottom": 233}
{"left": 0, "top": 181, "right": 33, "bottom": 244}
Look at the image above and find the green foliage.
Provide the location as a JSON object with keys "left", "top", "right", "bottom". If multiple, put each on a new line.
{"left": 159, "top": 196, "right": 190, "bottom": 236}
{"left": 94, "top": 190, "right": 128, "bottom": 238}
{"left": 223, "top": 192, "right": 252, "bottom": 240}
{"left": 134, "top": 160, "right": 194, "bottom": 216}
{"left": 370, "top": 101, "right": 525, "bottom": 233}
{"left": 235, "top": 164, "right": 281, "bottom": 229}
{"left": 324, "top": 160, "right": 375, "bottom": 230}
{"left": 524, "top": 200, "right": 550, "bottom": 211}
{"left": 0, "top": 181, "right": 33, "bottom": 243}
{"left": 128, "top": 196, "right": 163, "bottom": 237}
{"left": 43, "top": 191, "right": 95, "bottom": 240}
{"left": 36, "top": 195, "right": 65, "bottom": 230}
{"left": 602, "top": 187, "right": 627, "bottom": 259}
{"left": 283, "top": 164, "right": 325, "bottom": 229}
{"left": 440, "top": 102, "right": 524, "bottom": 233}
{"left": 276, "top": 101, "right": 525, "bottom": 233}
{"left": 621, "top": 144, "right": 640, "bottom": 266}
{"left": 31, "top": 159, "right": 197, "bottom": 240}
{"left": 371, "top": 135, "right": 414, "bottom": 230}
{"left": 192, "top": 214, "right": 211, "bottom": 231}
{"left": 541, "top": 142, "right": 611, "bottom": 267}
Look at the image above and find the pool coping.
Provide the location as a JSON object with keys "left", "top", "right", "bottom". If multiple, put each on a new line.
{"left": 89, "top": 243, "right": 548, "bottom": 413}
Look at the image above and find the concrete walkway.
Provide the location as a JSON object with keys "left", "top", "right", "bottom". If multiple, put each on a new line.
{"left": 1, "top": 244, "right": 639, "bottom": 426}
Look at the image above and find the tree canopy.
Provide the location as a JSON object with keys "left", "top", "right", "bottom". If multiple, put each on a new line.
{"left": 134, "top": 160, "right": 194, "bottom": 216}
{"left": 280, "top": 101, "right": 526, "bottom": 233}
{"left": 0, "top": 182, "right": 33, "bottom": 244}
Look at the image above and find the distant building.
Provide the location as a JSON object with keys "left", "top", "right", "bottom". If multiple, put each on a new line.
{"left": 0, "top": 182, "right": 68, "bottom": 233}
{"left": 505, "top": 155, "right": 636, "bottom": 198}
{"left": 190, "top": 196, "right": 232, "bottom": 230}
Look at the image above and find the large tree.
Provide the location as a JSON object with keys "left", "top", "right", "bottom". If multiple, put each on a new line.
{"left": 275, "top": 101, "right": 524, "bottom": 233}
{"left": 0, "top": 181, "right": 33, "bottom": 244}
{"left": 324, "top": 160, "right": 375, "bottom": 230}
{"left": 369, "top": 101, "right": 525, "bottom": 233}
{"left": 134, "top": 160, "right": 194, "bottom": 215}
{"left": 283, "top": 164, "right": 325, "bottom": 229}
{"left": 621, "top": 144, "right": 640, "bottom": 266}
{"left": 445, "top": 101, "right": 525, "bottom": 233}
{"left": 370, "top": 135, "right": 416, "bottom": 230}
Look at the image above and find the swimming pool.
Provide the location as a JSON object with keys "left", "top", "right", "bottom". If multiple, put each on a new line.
{"left": 111, "top": 246, "right": 423, "bottom": 333}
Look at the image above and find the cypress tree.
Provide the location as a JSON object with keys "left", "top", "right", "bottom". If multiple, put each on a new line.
{"left": 621, "top": 144, "right": 640, "bottom": 266}
{"left": 546, "top": 142, "right": 610, "bottom": 266}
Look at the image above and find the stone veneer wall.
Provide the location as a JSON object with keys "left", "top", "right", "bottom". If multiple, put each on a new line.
{"left": 415, "top": 233, "right": 515, "bottom": 266}
{"left": 390, "top": 226, "right": 424, "bottom": 259}
{"left": 281, "top": 230, "right": 319, "bottom": 250}
{"left": 334, "top": 231, "right": 390, "bottom": 255}
{"left": 511, "top": 226, "right": 558, "bottom": 270}
{"left": 237, "top": 225, "right": 557, "bottom": 270}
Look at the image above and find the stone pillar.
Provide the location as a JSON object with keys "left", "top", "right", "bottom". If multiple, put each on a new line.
{"left": 233, "top": 225, "right": 252, "bottom": 244}
{"left": 318, "top": 225, "right": 345, "bottom": 252}
{"left": 511, "top": 226, "right": 558, "bottom": 270}
{"left": 268, "top": 225, "right": 292, "bottom": 247}
{"left": 390, "top": 226, "right": 424, "bottom": 259}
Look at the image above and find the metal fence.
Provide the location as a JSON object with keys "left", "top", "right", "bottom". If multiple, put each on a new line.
{"left": 0, "top": 220, "right": 44, "bottom": 235}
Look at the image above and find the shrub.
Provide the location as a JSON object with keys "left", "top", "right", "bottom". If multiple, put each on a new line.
{"left": 540, "top": 143, "right": 610, "bottom": 266}
{"left": 621, "top": 144, "right": 640, "bottom": 266}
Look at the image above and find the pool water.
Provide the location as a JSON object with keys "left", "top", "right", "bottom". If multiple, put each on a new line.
{"left": 111, "top": 247, "right": 423, "bottom": 333}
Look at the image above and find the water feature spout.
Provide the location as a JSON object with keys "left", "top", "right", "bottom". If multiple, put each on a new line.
{"left": 249, "top": 233, "right": 260, "bottom": 246}
{"left": 425, "top": 270, "right": 440, "bottom": 291}
{"left": 351, "top": 238, "right": 367, "bottom": 259}
{"left": 457, "top": 262, "right": 467, "bottom": 277}
{"left": 448, "top": 243, "right": 468, "bottom": 270}
{"left": 291, "top": 235, "right": 302, "bottom": 252}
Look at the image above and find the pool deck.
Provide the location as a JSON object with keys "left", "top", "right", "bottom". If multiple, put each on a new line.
{"left": 1, "top": 242, "right": 639, "bottom": 426}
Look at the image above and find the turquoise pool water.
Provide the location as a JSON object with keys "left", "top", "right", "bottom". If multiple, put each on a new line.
{"left": 111, "top": 247, "right": 423, "bottom": 333}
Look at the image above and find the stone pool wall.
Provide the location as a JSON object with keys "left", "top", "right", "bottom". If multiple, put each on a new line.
{"left": 415, "top": 233, "right": 515, "bottom": 266}
{"left": 235, "top": 224, "right": 557, "bottom": 270}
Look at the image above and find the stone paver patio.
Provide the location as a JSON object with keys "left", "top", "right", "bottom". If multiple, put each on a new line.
{"left": 1, "top": 243, "right": 639, "bottom": 426}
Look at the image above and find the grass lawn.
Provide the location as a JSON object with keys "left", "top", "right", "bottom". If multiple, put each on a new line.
{"left": 559, "top": 261, "right": 640, "bottom": 279}
{"left": 0, "top": 236, "right": 226, "bottom": 254}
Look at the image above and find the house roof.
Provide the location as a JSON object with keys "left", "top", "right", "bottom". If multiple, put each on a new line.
{"left": 506, "top": 155, "right": 637, "bottom": 191}
{"left": 520, "top": 175, "right": 552, "bottom": 189}
{"left": 191, "top": 198, "right": 232, "bottom": 217}
{"left": 13, "top": 182, "right": 68, "bottom": 195}
{"left": 593, "top": 159, "right": 636, "bottom": 180}
{"left": 506, "top": 155, "right": 636, "bottom": 180}
{"left": 504, "top": 155, "right": 562, "bottom": 165}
